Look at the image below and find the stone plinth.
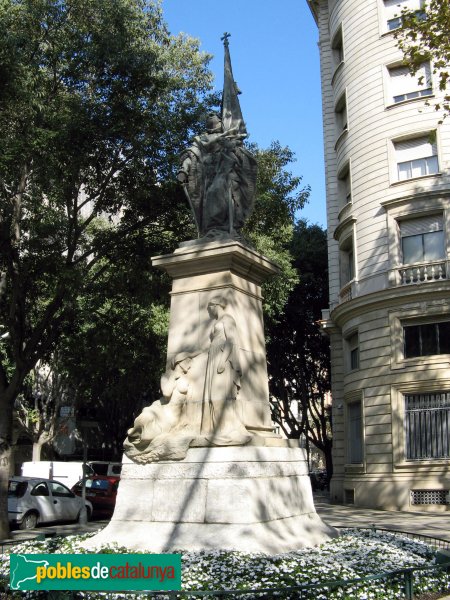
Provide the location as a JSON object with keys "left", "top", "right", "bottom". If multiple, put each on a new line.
{"left": 86, "top": 441, "right": 336, "bottom": 554}
{"left": 152, "top": 240, "right": 278, "bottom": 436}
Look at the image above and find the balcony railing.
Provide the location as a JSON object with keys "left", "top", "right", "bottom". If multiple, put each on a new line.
{"left": 398, "top": 260, "right": 447, "bottom": 285}
{"left": 339, "top": 281, "right": 353, "bottom": 303}
{"left": 332, "top": 260, "right": 449, "bottom": 309}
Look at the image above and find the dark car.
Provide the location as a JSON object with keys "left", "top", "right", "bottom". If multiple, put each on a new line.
{"left": 72, "top": 475, "right": 119, "bottom": 517}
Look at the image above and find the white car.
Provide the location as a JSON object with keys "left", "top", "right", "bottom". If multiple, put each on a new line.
{"left": 8, "top": 477, "right": 93, "bottom": 530}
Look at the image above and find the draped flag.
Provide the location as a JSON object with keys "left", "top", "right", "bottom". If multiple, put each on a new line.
{"left": 221, "top": 33, "right": 247, "bottom": 136}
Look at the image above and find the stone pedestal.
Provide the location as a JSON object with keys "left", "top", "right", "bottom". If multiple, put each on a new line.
{"left": 86, "top": 441, "right": 335, "bottom": 554}
{"left": 86, "top": 240, "right": 335, "bottom": 553}
{"left": 152, "top": 239, "right": 278, "bottom": 436}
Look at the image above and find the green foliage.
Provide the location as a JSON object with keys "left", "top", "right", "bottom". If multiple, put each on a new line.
{"left": 57, "top": 226, "right": 175, "bottom": 456}
{"left": 0, "top": 0, "right": 214, "bottom": 404}
{"left": 267, "top": 220, "right": 332, "bottom": 475}
{"left": 245, "top": 142, "right": 310, "bottom": 324}
{"left": 395, "top": 0, "right": 450, "bottom": 118}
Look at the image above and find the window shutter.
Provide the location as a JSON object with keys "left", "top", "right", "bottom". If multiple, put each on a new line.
{"left": 347, "top": 333, "right": 358, "bottom": 350}
{"left": 345, "top": 173, "right": 351, "bottom": 198}
{"left": 348, "top": 402, "right": 363, "bottom": 463}
{"left": 384, "top": 0, "right": 423, "bottom": 20}
{"left": 390, "top": 63, "right": 431, "bottom": 96}
{"left": 399, "top": 214, "right": 443, "bottom": 237}
{"left": 421, "top": 62, "right": 432, "bottom": 88}
{"left": 390, "top": 65, "right": 410, "bottom": 96}
{"left": 395, "top": 136, "right": 437, "bottom": 161}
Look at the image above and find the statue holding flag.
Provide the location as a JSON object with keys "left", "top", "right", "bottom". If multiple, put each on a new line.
{"left": 177, "top": 34, "right": 257, "bottom": 240}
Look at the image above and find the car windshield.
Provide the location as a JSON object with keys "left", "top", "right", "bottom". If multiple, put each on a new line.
{"left": 8, "top": 480, "right": 28, "bottom": 498}
{"left": 86, "top": 479, "right": 110, "bottom": 490}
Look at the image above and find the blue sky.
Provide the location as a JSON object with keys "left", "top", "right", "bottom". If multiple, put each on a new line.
{"left": 161, "top": 0, "right": 327, "bottom": 228}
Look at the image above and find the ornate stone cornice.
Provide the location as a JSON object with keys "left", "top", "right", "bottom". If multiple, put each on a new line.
{"left": 152, "top": 240, "right": 279, "bottom": 285}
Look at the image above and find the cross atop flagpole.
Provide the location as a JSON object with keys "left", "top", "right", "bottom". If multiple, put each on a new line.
{"left": 221, "top": 31, "right": 231, "bottom": 46}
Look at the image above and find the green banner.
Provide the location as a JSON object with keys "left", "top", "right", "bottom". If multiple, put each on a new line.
{"left": 10, "top": 553, "right": 181, "bottom": 591}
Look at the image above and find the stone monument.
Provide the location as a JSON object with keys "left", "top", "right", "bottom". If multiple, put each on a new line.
{"left": 88, "top": 34, "right": 335, "bottom": 554}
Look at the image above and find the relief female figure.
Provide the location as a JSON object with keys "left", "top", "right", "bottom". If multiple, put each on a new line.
{"left": 201, "top": 297, "right": 251, "bottom": 445}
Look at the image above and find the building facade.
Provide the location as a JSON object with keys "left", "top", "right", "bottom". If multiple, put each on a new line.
{"left": 308, "top": 0, "right": 450, "bottom": 511}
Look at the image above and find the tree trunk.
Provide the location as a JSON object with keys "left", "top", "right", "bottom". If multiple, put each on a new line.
{"left": 0, "top": 441, "right": 13, "bottom": 539}
{"left": 32, "top": 441, "right": 44, "bottom": 462}
{"left": 323, "top": 442, "right": 333, "bottom": 488}
{"left": 0, "top": 376, "right": 27, "bottom": 538}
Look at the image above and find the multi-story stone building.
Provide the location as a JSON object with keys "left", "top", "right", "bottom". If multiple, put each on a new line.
{"left": 308, "top": 0, "right": 450, "bottom": 511}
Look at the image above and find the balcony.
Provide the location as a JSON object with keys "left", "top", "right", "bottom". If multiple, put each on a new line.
{"left": 337, "top": 201, "right": 352, "bottom": 223}
{"left": 390, "top": 260, "right": 448, "bottom": 286}
{"left": 339, "top": 281, "right": 353, "bottom": 303}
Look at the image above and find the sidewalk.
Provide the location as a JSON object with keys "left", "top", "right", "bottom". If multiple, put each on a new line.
{"left": 314, "top": 496, "right": 450, "bottom": 600}
{"left": 2, "top": 519, "right": 107, "bottom": 546}
{"left": 314, "top": 495, "right": 450, "bottom": 542}
{"left": 5, "top": 499, "right": 450, "bottom": 544}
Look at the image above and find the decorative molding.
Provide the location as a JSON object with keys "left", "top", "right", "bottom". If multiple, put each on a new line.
{"left": 152, "top": 241, "right": 279, "bottom": 285}
{"left": 334, "top": 216, "right": 356, "bottom": 242}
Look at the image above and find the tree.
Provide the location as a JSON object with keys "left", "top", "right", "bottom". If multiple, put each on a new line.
{"left": 15, "top": 359, "right": 71, "bottom": 461}
{"left": 395, "top": 0, "right": 450, "bottom": 117}
{"left": 57, "top": 224, "right": 178, "bottom": 460}
{"left": 0, "top": 0, "right": 214, "bottom": 537}
{"left": 267, "top": 220, "right": 333, "bottom": 482}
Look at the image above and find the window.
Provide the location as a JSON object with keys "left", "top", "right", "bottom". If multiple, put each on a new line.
{"left": 31, "top": 482, "right": 49, "bottom": 496}
{"left": 389, "top": 62, "right": 432, "bottom": 104}
{"left": 8, "top": 481, "right": 28, "bottom": 498}
{"left": 347, "top": 332, "right": 359, "bottom": 370}
{"left": 347, "top": 401, "right": 363, "bottom": 463}
{"left": 335, "top": 93, "right": 348, "bottom": 135}
{"left": 331, "top": 26, "right": 344, "bottom": 68}
{"left": 347, "top": 249, "right": 354, "bottom": 280}
{"left": 384, "top": 0, "right": 425, "bottom": 31}
{"left": 49, "top": 481, "right": 74, "bottom": 498}
{"left": 394, "top": 136, "right": 438, "bottom": 181}
{"left": 340, "top": 236, "right": 355, "bottom": 286}
{"left": 404, "top": 321, "right": 450, "bottom": 358}
{"left": 88, "top": 479, "right": 110, "bottom": 490}
{"left": 344, "top": 489, "right": 355, "bottom": 504}
{"left": 338, "top": 163, "right": 352, "bottom": 208}
{"left": 400, "top": 214, "right": 445, "bottom": 264}
{"left": 405, "top": 391, "right": 450, "bottom": 459}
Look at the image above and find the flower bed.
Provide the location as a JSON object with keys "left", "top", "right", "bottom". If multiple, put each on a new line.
{"left": 1, "top": 529, "right": 449, "bottom": 599}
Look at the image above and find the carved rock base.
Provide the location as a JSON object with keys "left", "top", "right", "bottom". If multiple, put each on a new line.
{"left": 84, "top": 440, "right": 336, "bottom": 554}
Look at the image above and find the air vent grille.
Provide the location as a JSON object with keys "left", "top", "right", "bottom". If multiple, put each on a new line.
{"left": 410, "top": 489, "right": 449, "bottom": 505}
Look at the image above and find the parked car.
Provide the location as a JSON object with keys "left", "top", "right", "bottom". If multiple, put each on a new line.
{"left": 88, "top": 461, "right": 122, "bottom": 477}
{"left": 72, "top": 475, "right": 119, "bottom": 517}
{"left": 8, "top": 477, "right": 93, "bottom": 530}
